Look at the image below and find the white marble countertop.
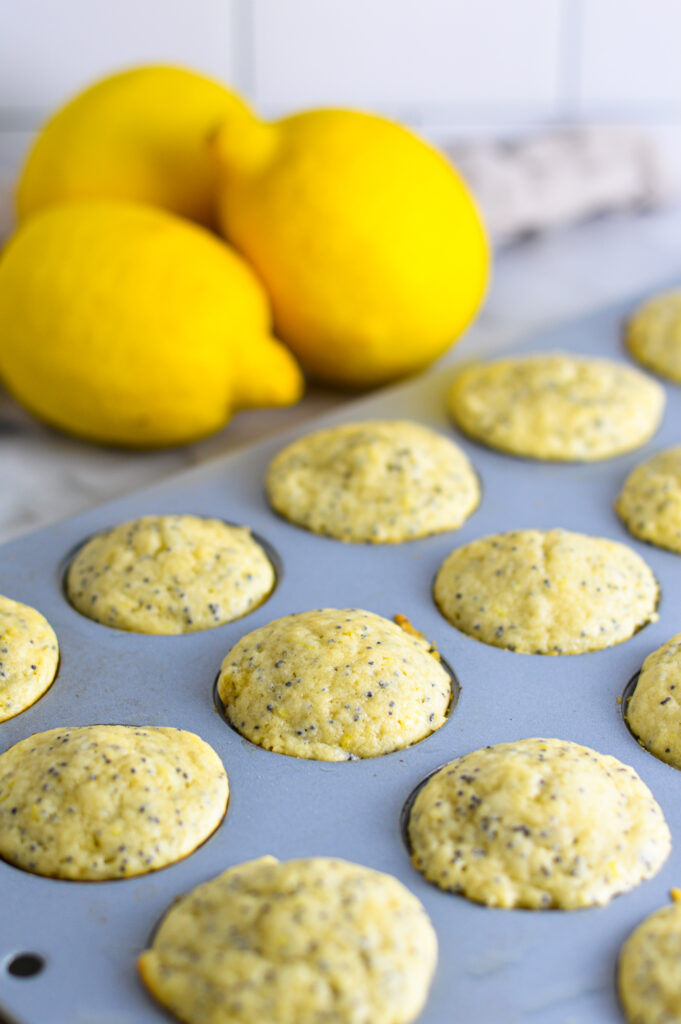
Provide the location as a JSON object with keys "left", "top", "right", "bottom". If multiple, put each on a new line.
{"left": 3, "top": 203, "right": 681, "bottom": 546}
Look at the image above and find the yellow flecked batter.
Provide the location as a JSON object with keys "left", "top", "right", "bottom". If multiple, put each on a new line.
{"left": 448, "top": 352, "right": 664, "bottom": 461}
{"left": 619, "top": 893, "right": 681, "bottom": 1024}
{"left": 139, "top": 855, "right": 438, "bottom": 1024}
{"left": 0, "top": 595, "right": 58, "bottom": 721}
{"left": 265, "top": 420, "right": 479, "bottom": 543}
{"left": 0, "top": 725, "right": 228, "bottom": 880}
{"left": 66, "top": 514, "right": 275, "bottom": 634}
{"left": 408, "top": 738, "right": 670, "bottom": 909}
{"left": 434, "top": 528, "right": 658, "bottom": 654}
{"left": 217, "top": 608, "right": 452, "bottom": 761}
{"left": 627, "top": 289, "right": 681, "bottom": 383}
{"left": 616, "top": 446, "right": 681, "bottom": 553}
{"left": 627, "top": 633, "right": 681, "bottom": 769}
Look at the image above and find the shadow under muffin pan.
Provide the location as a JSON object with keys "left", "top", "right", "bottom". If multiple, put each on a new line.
{"left": 3, "top": 282, "right": 681, "bottom": 1024}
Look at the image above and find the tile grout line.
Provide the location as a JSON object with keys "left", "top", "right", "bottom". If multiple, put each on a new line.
{"left": 555, "top": 0, "right": 582, "bottom": 123}
{"left": 230, "top": 0, "right": 257, "bottom": 102}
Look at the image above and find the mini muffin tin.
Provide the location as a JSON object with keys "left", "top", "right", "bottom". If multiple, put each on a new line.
{"left": 1, "top": 287, "right": 681, "bottom": 1024}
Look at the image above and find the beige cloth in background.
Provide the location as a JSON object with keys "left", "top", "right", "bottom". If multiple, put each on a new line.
{"left": 447, "top": 127, "right": 674, "bottom": 243}
{"left": 0, "top": 127, "right": 674, "bottom": 247}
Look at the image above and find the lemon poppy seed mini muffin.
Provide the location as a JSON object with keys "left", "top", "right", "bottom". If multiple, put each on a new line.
{"left": 618, "top": 892, "right": 681, "bottom": 1024}
{"left": 626, "top": 289, "right": 681, "bottom": 383}
{"left": 448, "top": 352, "right": 664, "bottom": 461}
{"left": 0, "top": 725, "right": 228, "bottom": 880}
{"left": 0, "top": 595, "right": 59, "bottom": 721}
{"left": 626, "top": 633, "right": 681, "bottom": 770}
{"left": 139, "top": 855, "right": 438, "bottom": 1024}
{"left": 434, "top": 528, "right": 658, "bottom": 654}
{"left": 265, "top": 420, "right": 479, "bottom": 543}
{"left": 217, "top": 608, "right": 452, "bottom": 761}
{"left": 408, "top": 738, "right": 670, "bottom": 909}
{"left": 66, "top": 514, "right": 275, "bottom": 634}
{"left": 616, "top": 445, "right": 681, "bottom": 553}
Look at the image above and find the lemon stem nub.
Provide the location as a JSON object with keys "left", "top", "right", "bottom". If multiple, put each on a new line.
{"left": 231, "top": 336, "right": 304, "bottom": 411}
{"left": 210, "top": 115, "right": 278, "bottom": 179}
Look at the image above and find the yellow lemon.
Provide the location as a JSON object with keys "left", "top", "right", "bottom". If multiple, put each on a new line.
{"left": 212, "top": 107, "right": 489, "bottom": 388}
{"left": 0, "top": 201, "right": 303, "bottom": 447}
{"left": 16, "top": 65, "right": 250, "bottom": 227}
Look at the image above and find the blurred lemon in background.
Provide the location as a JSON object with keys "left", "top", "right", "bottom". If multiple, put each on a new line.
{"left": 16, "top": 65, "right": 250, "bottom": 227}
{"left": 0, "top": 201, "right": 303, "bottom": 447}
{"left": 212, "top": 107, "right": 489, "bottom": 388}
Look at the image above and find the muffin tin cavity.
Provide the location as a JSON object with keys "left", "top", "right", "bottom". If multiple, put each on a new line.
{"left": 265, "top": 419, "right": 481, "bottom": 544}
{"left": 621, "top": 670, "right": 642, "bottom": 733}
{"left": 214, "top": 650, "right": 461, "bottom": 760}
{"left": 139, "top": 855, "right": 438, "bottom": 1024}
{"left": 447, "top": 352, "right": 665, "bottom": 461}
{"left": 61, "top": 515, "right": 281, "bottom": 634}
{"left": 616, "top": 444, "right": 681, "bottom": 553}
{"left": 404, "top": 739, "right": 671, "bottom": 910}
{"left": 0, "top": 725, "right": 229, "bottom": 881}
{"left": 213, "top": 608, "right": 459, "bottom": 761}
{"left": 0, "top": 596, "right": 60, "bottom": 723}
{"left": 621, "top": 633, "right": 681, "bottom": 770}
{"left": 433, "top": 528, "right": 659, "bottom": 655}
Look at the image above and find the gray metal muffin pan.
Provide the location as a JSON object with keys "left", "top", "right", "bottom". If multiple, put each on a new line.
{"left": 1, "top": 286, "right": 681, "bottom": 1024}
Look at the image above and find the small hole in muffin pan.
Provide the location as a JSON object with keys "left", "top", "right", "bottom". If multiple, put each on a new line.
{"left": 213, "top": 652, "right": 461, "bottom": 760}
{"left": 57, "top": 517, "right": 283, "bottom": 634}
{"left": 4, "top": 954, "right": 44, "bottom": 979}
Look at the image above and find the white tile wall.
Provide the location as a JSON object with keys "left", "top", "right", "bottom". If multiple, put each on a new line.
{"left": 0, "top": 0, "right": 681, "bottom": 162}
{"left": 0, "top": 0, "right": 239, "bottom": 114}
{"left": 250, "top": 0, "right": 564, "bottom": 115}
{"left": 579, "top": 0, "right": 681, "bottom": 109}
